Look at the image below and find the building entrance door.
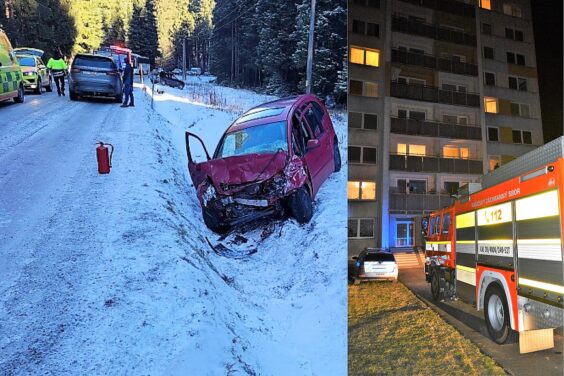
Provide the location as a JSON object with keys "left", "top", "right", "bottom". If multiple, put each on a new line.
{"left": 396, "top": 220, "right": 414, "bottom": 247}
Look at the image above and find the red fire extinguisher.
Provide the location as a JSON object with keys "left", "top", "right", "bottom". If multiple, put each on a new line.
{"left": 96, "top": 141, "right": 114, "bottom": 174}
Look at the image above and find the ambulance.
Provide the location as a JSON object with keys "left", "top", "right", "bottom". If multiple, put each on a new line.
{"left": 0, "top": 28, "right": 24, "bottom": 103}
{"left": 423, "top": 137, "right": 564, "bottom": 353}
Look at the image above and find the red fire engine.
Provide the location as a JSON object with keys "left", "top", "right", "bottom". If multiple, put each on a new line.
{"left": 423, "top": 137, "right": 564, "bottom": 353}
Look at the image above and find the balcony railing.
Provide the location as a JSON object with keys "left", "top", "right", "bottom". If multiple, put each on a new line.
{"left": 389, "top": 154, "right": 483, "bottom": 174}
{"left": 398, "top": 0, "right": 476, "bottom": 18}
{"left": 390, "top": 192, "right": 455, "bottom": 213}
{"left": 391, "top": 48, "right": 478, "bottom": 76}
{"left": 392, "top": 15, "right": 477, "bottom": 46}
{"left": 390, "top": 117, "right": 482, "bottom": 140}
{"left": 390, "top": 81, "right": 481, "bottom": 107}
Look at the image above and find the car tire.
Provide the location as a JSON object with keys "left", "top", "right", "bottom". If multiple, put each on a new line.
{"left": 484, "top": 283, "right": 518, "bottom": 344}
{"left": 35, "top": 78, "right": 42, "bottom": 94}
{"left": 333, "top": 140, "right": 341, "bottom": 172}
{"left": 287, "top": 187, "right": 313, "bottom": 224}
{"left": 115, "top": 94, "right": 123, "bottom": 103}
{"left": 69, "top": 91, "right": 78, "bottom": 101}
{"left": 202, "top": 208, "right": 228, "bottom": 234}
{"left": 431, "top": 268, "right": 445, "bottom": 301}
{"left": 13, "top": 84, "right": 24, "bottom": 103}
{"left": 46, "top": 78, "right": 53, "bottom": 92}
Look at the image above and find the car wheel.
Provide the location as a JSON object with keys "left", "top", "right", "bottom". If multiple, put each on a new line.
{"left": 46, "top": 78, "right": 53, "bottom": 92}
{"left": 35, "top": 78, "right": 42, "bottom": 94}
{"left": 13, "top": 84, "right": 24, "bottom": 103}
{"left": 202, "top": 208, "right": 228, "bottom": 234}
{"left": 115, "top": 93, "right": 123, "bottom": 103}
{"left": 333, "top": 140, "right": 341, "bottom": 172}
{"left": 69, "top": 91, "right": 78, "bottom": 101}
{"left": 484, "top": 283, "right": 518, "bottom": 344}
{"left": 431, "top": 268, "right": 445, "bottom": 301}
{"left": 287, "top": 187, "right": 313, "bottom": 224}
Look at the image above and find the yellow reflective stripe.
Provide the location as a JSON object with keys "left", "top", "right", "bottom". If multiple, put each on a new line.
{"left": 456, "top": 211, "right": 475, "bottom": 229}
{"left": 456, "top": 265, "right": 475, "bottom": 273}
{"left": 457, "top": 240, "right": 475, "bottom": 244}
{"left": 519, "top": 278, "right": 564, "bottom": 295}
{"left": 517, "top": 238, "right": 561, "bottom": 245}
{"left": 426, "top": 241, "right": 451, "bottom": 245}
{"left": 478, "top": 239, "right": 512, "bottom": 244}
{"left": 516, "top": 190, "right": 559, "bottom": 221}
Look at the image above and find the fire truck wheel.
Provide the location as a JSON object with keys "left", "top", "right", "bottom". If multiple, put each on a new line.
{"left": 484, "top": 283, "right": 518, "bottom": 344}
{"left": 431, "top": 268, "right": 445, "bottom": 301}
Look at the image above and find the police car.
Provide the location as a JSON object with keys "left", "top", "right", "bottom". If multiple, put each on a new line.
{"left": 0, "top": 28, "right": 24, "bottom": 103}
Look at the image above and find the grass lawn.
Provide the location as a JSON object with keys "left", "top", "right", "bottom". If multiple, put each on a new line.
{"left": 349, "top": 282, "right": 506, "bottom": 376}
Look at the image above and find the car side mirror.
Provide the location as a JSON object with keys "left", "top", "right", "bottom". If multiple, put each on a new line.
{"left": 39, "top": 65, "right": 45, "bottom": 69}
{"left": 352, "top": 256, "right": 358, "bottom": 261}
{"left": 307, "top": 139, "right": 319, "bottom": 149}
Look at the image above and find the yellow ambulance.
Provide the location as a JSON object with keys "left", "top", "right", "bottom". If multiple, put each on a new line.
{"left": 0, "top": 28, "right": 25, "bottom": 103}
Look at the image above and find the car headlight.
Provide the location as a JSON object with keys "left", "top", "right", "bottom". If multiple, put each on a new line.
{"left": 202, "top": 183, "right": 217, "bottom": 207}
{"left": 23, "top": 71, "right": 35, "bottom": 76}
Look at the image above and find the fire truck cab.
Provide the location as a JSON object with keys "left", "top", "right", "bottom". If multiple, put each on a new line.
{"left": 423, "top": 137, "right": 564, "bottom": 353}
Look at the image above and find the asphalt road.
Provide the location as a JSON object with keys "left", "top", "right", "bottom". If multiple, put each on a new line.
{"left": 399, "top": 266, "right": 564, "bottom": 376}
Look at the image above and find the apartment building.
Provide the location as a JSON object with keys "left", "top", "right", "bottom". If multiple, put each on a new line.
{"left": 348, "top": 0, "right": 543, "bottom": 256}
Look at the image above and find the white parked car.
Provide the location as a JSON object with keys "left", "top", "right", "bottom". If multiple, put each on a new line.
{"left": 351, "top": 249, "right": 398, "bottom": 284}
{"left": 172, "top": 68, "right": 182, "bottom": 75}
{"left": 188, "top": 67, "right": 202, "bottom": 75}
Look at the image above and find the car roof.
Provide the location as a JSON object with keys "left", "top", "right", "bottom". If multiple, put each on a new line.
{"left": 226, "top": 94, "right": 320, "bottom": 133}
{"left": 74, "top": 53, "right": 113, "bottom": 60}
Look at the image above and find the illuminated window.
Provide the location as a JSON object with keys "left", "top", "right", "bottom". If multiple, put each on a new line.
{"left": 350, "top": 47, "right": 364, "bottom": 64}
{"left": 409, "top": 144, "right": 426, "bottom": 156}
{"left": 349, "top": 46, "right": 380, "bottom": 67}
{"left": 489, "top": 155, "right": 501, "bottom": 171}
{"left": 348, "top": 181, "right": 377, "bottom": 200}
{"left": 480, "top": 0, "right": 491, "bottom": 10}
{"left": 484, "top": 97, "right": 498, "bottom": 113}
{"left": 397, "top": 144, "right": 407, "bottom": 155}
{"left": 443, "top": 145, "right": 469, "bottom": 159}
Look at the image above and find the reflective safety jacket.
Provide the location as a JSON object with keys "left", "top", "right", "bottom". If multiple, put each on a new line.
{"left": 47, "top": 58, "right": 67, "bottom": 76}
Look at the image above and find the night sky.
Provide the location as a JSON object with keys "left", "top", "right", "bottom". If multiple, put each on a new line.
{"left": 531, "top": 0, "right": 563, "bottom": 142}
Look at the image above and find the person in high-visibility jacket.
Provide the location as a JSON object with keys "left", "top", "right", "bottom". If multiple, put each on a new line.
{"left": 47, "top": 52, "right": 68, "bottom": 96}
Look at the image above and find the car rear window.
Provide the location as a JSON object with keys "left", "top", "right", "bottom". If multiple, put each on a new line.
{"left": 364, "top": 253, "right": 395, "bottom": 262}
{"left": 17, "top": 57, "right": 35, "bottom": 67}
{"left": 73, "top": 56, "right": 115, "bottom": 69}
{"left": 238, "top": 108, "right": 285, "bottom": 124}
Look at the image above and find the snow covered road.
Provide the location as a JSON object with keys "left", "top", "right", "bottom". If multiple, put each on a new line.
{"left": 0, "top": 80, "right": 347, "bottom": 375}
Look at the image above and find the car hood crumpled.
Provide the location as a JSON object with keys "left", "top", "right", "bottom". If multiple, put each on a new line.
{"left": 201, "top": 152, "right": 288, "bottom": 193}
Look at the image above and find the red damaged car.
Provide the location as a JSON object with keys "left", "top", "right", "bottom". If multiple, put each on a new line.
{"left": 185, "top": 94, "right": 341, "bottom": 233}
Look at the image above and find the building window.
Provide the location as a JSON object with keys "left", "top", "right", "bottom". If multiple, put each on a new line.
{"left": 444, "top": 182, "right": 460, "bottom": 195}
{"left": 508, "top": 76, "right": 527, "bottom": 91}
{"left": 483, "top": 46, "right": 494, "bottom": 59}
{"left": 350, "top": 46, "right": 380, "bottom": 67}
{"left": 443, "top": 145, "right": 470, "bottom": 159}
{"left": 348, "top": 218, "right": 375, "bottom": 238}
{"left": 367, "top": 23, "right": 379, "bottom": 37}
{"left": 480, "top": 0, "right": 491, "bottom": 10}
{"left": 352, "top": 20, "right": 365, "bottom": 34}
{"left": 398, "top": 109, "right": 426, "bottom": 121}
{"left": 489, "top": 155, "right": 501, "bottom": 171}
{"left": 442, "top": 83, "right": 466, "bottom": 92}
{"left": 397, "top": 143, "right": 426, "bottom": 156}
{"left": 512, "top": 130, "right": 522, "bottom": 143}
{"left": 353, "top": 0, "right": 380, "bottom": 8}
{"left": 505, "top": 28, "right": 524, "bottom": 41}
{"left": 443, "top": 114, "right": 468, "bottom": 125}
{"left": 523, "top": 131, "right": 532, "bottom": 144}
{"left": 484, "top": 97, "right": 499, "bottom": 113}
{"left": 349, "top": 113, "right": 377, "bottom": 130}
{"left": 348, "top": 181, "right": 377, "bottom": 200}
{"left": 350, "top": 80, "right": 363, "bottom": 95}
{"left": 511, "top": 103, "right": 530, "bottom": 117}
{"left": 515, "top": 30, "right": 524, "bottom": 41}
{"left": 397, "top": 179, "right": 427, "bottom": 194}
{"left": 507, "top": 52, "right": 526, "bottom": 65}
{"left": 349, "top": 146, "right": 377, "bottom": 164}
{"left": 482, "top": 23, "right": 492, "bottom": 35}
{"left": 487, "top": 126, "right": 499, "bottom": 141}
{"left": 484, "top": 72, "right": 496, "bottom": 86}
{"left": 503, "top": 3, "right": 522, "bottom": 18}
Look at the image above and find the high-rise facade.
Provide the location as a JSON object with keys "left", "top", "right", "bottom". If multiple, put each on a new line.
{"left": 348, "top": 0, "right": 543, "bottom": 257}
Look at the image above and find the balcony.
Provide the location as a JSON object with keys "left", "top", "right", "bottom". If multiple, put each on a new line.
{"left": 391, "top": 48, "right": 478, "bottom": 76}
{"left": 398, "top": 0, "right": 475, "bottom": 18}
{"left": 390, "top": 192, "right": 455, "bottom": 213}
{"left": 390, "top": 117, "right": 482, "bottom": 140}
{"left": 392, "top": 15, "right": 477, "bottom": 46}
{"left": 389, "top": 154, "right": 483, "bottom": 174}
{"left": 390, "top": 81, "right": 480, "bottom": 107}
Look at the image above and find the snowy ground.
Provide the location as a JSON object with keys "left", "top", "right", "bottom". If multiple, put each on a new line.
{"left": 0, "top": 76, "right": 347, "bottom": 375}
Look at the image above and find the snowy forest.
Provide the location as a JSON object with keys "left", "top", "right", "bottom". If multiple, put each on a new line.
{"left": 0, "top": 0, "right": 346, "bottom": 101}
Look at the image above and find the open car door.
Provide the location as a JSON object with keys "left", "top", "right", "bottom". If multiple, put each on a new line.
{"left": 185, "top": 131, "right": 211, "bottom": 188}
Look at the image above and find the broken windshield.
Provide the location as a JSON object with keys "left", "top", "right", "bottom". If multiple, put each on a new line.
{"left": 215, "top": 121, "right": 287, "bottom": 158}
